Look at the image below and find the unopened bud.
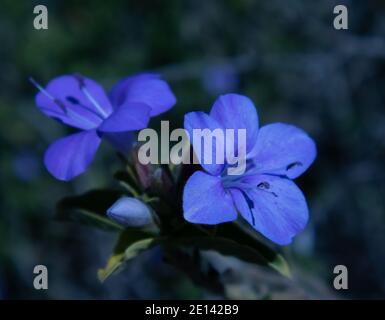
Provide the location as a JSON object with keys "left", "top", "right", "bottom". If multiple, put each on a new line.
{"left": 107, "top": 197, "right": 153, "bottom": 227}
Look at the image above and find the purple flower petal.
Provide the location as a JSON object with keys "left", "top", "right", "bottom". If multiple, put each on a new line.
{"left": 184, "top": 112, "right": 225, "bottom": 176}
{"left": 183, "top": 171, "right": 238, "bottom": 224}
{"left": 230, "top": 174, "right": 309, "bottom": 245}
{"left": 98, "top": 102, "right": 151, "bottom": 133}
{"left": 35, "top": 75, "right": 113, "bottom": 130}
{"left": 210, "top": 94, "right": 259, "bottom": 154}
{"left": 44, "top": 129, "right": 101, "bottom": 181}
{"left": 252, "top": 123, "right": 317, "bottom": 179}
{"left": 109, "top": 73, "right": 176, "bottom": 116}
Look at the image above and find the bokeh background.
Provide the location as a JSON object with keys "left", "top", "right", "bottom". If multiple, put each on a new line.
{"left": 1, "top": 0, "right": 385, "bottom": 299}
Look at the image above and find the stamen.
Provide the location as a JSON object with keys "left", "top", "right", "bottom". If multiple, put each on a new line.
{"left": 65, "top": 95, "right": 105, "bottom": 120}
{"left": 74, "top": 74, "right": 109, "bottom": 118}
{"left": 29, "top": 77, "right": 66, "bottom": 112}
{"left": 29, "top": 77, "right": 55, "bottom": 101}
{"left": 65, "top": 108, "right": 98, "bottom": 128}
{"left": 30, "top": 77, "right": 99, "bottom": 128}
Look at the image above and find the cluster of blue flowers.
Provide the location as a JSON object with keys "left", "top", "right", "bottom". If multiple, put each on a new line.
{"left": 32, "top": 73, "right": 316, "bottom": 245}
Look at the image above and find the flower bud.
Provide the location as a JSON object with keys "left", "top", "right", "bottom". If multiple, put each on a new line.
{"left": 107, "top": 197, "right": 153, "bottom": 227}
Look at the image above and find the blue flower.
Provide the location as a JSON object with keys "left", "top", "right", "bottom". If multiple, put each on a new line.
{"left": 183, "top": 94, "right": 316, "bottom": 245}
{"left": 31, "top": 73, "right": 176, "bottom": 181}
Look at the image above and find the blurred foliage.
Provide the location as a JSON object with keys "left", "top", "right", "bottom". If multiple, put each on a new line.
{"left": 1, "top": 0, "right": 385, "bottom": 298}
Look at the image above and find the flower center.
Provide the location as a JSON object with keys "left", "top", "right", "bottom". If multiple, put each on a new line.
{"left": 74, "top": 74, "right": 109, "bottom": 119}
{"left": 30, "top": 76, "right": 109, "bottom": 127}
{"left": 222, "top": 160, "right": 298, "bottom": 198}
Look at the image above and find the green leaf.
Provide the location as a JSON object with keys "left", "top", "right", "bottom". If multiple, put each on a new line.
{"left": 98, "top": 228, "right": 158, "bottom": 282}
{"left": 165, "top": 222, "right": 290, "bottom": 278}
{"left": 162, "top": 245, "right": 225, "bottom": 294}
{"left": 216, "top": 222, "right": 291, "bottom": 277}
{"left": 56, "top": 189, "right": 123, "bottom": 231}
{"left": 192, "top": 236, "right": 289, "bottom": 277}
{"left": 114, "top": 170, "right": 135, "bottom": 186}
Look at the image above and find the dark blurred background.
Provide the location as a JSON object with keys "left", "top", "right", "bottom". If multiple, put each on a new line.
{"left": 1, "top": 0, "right": 385, "bottom": 299}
